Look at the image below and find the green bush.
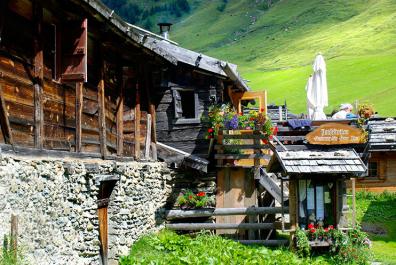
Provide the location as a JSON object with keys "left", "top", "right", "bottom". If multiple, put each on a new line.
{"left": 295, "top": 228, "right": 310, "bottom": 257}
{"left": 120, "top": 230, "right": 327, "bottom": 265}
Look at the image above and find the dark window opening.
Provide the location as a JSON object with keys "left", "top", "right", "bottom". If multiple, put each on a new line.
{"left": 172, "top": 88, "right": 199, "bottom": 123}
{"left": 368, "top": 161, "right": 378, "bottom": 178}
{"left": 180, "top": 90, "right": 195, "bottom": 118}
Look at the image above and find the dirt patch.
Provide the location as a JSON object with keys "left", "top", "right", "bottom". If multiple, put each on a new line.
{"left": 361, "top": 222, "right": 388, "bottom": 236}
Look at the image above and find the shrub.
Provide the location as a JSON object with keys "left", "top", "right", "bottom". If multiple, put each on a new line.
{"left": 295, "top": 228, "right": 310, "bottom": 257}
{"left": 176, "top": 190, "right": 210, "bottom": 209}
{"left": 120, "top": 230, "right": 328, "bottom": 265}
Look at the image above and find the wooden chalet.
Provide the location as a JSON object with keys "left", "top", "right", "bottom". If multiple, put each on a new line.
{"left": 0, "top": 0, "right": 249, "bottom": 169}
{"left": 355, "top": 118, "right": 396, "bottom": 192}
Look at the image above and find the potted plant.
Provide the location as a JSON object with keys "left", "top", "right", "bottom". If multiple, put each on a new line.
{"left": 176, "top": 190, "right": 211, "bottom": 210}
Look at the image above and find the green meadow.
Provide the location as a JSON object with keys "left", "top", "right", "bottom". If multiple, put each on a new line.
{"left": 172, "top": 0, "right": 396, "bottom": 115}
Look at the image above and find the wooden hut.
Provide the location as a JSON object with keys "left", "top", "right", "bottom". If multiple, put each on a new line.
{"left": 267, "top": 148, "right": 366, "bottom": 234}
{"left": 0, "top": 0, "right": 249, "bottom": 171}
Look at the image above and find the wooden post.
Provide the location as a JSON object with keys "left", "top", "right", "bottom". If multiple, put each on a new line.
{"left": 75, "top": 82, "right": 83, "bottom": 152}
{"left": 116, "top": 73, "right": 124, "bottom": 156}
{"left": 98, "top": 60, "right": 107, "bottom": 159}
{"left": 33, "top": 0, "right": 44, "bottom": 149}
{"left": 288, "top": 179, "right": 297, "bottom": 247}
{"left": 253, "top": 131, "right": 260, "bottom": 180}
{"left": 10, "top": 214, "right": 18, "bottom": 260}
{"left": 0, "top": 84, "right": 13, "bottom": 145}
{"left": 351, "top": 178, "right": 356, "bottom": 226}
{"left": 98, "top": 206, "right": 108, "bottom": 265}
{"left": 145, "top": 114, "right": 152, "bottom": 159}
{"left": 144, "top": 66, "right": 156, "bottom": 144}
{"left": 134, "top": 82, "right": 141, "bottom": 160}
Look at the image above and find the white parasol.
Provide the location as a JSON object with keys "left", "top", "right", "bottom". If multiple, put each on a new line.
{"left": 306, "top": 54, "right": 328, "bottom": 120}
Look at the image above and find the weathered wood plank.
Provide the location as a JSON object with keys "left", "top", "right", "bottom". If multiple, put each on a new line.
{"left": 76, "top": 82, "right": 83, "bottom": 152}
{"left": 215, "top": 144, "right": 269, "bottom": 150}
{"left": 134, "top": 82, "right": 141, "bottom": 159}
{"left": 164, "top": 207, "right": 289, "bottom": 220}
{"left": 98, "top": 59, "right": 107, "bottom": 158}
{"left": 0, "top": 84, "right": 14, "bottom": 144}
{"left": 215, "top": 154, "right": 272, "bottom": 160}
{"left": 166, "top": 223, "right": 275, "bottom": 230}
{"left": 33, "top": 0, "right": 44, "bottom": 149}
{"left": 145, "top": 114, "right": 151, "bottom": 159}
{"left": 116, "top": 81, "right": 124, "bottom": 156}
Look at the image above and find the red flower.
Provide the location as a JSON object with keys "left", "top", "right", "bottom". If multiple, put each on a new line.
{"left": 239, "top": 112, "right": 243, "bottom": 115}
{"left": 308, "top": 223, "right": 314, "bottom": 229}
{"left": 208, "top": 135, "right": 213, "bottom": 139}
{"left": 208, "top": 128, "right": 214, "bottom": 133}
{"left": 324, "top": 228, "right": 329, "bottom": 232}
{"left": 260, "top": 108, "right": 265, "bottom": 112}
{"left": 197, "top": 192, "right": 206, "bottom": 197}
{"left": 188, "top": 195, "right": 194, "bottom": 200}
{"left": 249, "top": 117, "right": 255, "bottom": 121}
{"left": 310, "top": 228, "right": 316, "bottom": 233}
{"left": 262, "top": 139, "right": 268, "bottom": 144}
{"left": 328, "top": 225, "right": 334, "bottom": 230}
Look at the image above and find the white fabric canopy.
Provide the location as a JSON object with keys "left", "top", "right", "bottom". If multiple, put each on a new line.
{"left": 306, "top": 54, "right": 328, "bottom": 120}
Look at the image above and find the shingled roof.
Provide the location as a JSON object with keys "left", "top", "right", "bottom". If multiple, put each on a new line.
{"left": 367, "top": 118, "right": 396, "bottom": 151}
{"left": 268, "top": 149, "right": 366, "bottom": 175}
{"left": 73, "top": 0, "right": 249, "bottom": 91}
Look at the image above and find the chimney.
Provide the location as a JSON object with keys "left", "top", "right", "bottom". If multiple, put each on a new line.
{"left": 158, "top": 22, "right": 172, "bottom": 40}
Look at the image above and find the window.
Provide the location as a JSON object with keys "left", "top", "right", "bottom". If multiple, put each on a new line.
{"left": 368, "top": 161, "right": 378, "bottom": 178}
{"left": 298, "top": 179, "right": 336, "bottom": 229}
{"left": 172, "top": 88, "right": 200, "bottom": 124}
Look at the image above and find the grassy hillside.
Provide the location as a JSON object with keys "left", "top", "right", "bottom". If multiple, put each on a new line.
{"left": 170, "top": 0, "right": 396, "bottom": 116}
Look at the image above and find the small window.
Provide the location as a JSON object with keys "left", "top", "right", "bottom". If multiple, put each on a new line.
{"left": 368, "top": 162, "right": 378, "bottom": 178}
{"left": 298, "top": 179, "right": 335, "bottom": 229}
{"left": 172, "top": 88, "right": 200, "bottom": 124}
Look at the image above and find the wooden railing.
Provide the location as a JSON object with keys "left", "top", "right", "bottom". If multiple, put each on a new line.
{"left": 214, "top": 130, "right": 272, "bottom": 169}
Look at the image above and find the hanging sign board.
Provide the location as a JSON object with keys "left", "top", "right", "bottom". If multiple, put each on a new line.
{"left": 306, "top": 123, "right": 366, "bottom": 145}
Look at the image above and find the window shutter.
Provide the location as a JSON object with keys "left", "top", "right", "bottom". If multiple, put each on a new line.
{"left": 60, "top": 18, "right": 87, "bottom": 83}
{"left": 172, "top": 89, "right": 183, "bottom": 118}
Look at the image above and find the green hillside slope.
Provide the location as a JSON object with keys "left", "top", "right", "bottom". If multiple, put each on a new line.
{"left": 170, "top": 0, "right": 396, "bottom": 115}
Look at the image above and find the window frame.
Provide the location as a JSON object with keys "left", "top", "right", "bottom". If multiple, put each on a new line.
{"left": 297, "top": 177, "right": 337, "bottom": 228}
{"left": 171, "top": 86, "right": 200, "bottom": 125}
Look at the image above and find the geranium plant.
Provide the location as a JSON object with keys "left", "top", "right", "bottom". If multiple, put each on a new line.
{"left": 176, "top": 190, "right": 210, "bottom": 209}
{"left": 204, "top": 103, "right": 274, "bottom": 138}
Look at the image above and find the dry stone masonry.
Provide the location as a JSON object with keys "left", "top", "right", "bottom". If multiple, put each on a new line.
{"left": 0, "top": 154, "right": 176, "bottom": 265}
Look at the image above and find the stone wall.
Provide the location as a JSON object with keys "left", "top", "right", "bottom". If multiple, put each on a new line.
{"left": 0, "top": 154, "right": 175, "bottom": 265}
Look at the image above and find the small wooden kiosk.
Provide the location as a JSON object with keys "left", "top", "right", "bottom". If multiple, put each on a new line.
{"left": 267, "top": 122, "right": 368, "bottom": 242}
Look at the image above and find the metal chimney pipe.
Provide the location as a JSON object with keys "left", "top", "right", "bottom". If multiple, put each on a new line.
{"left": 157, "top": 22, "right": 172, "bottom": 40}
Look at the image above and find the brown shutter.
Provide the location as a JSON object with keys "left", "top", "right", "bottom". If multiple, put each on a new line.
{"left": 60, "top": 18, "right": 87, "bottom": 83}
{"left": 172, "top": 89, "right": 183, "bottom": 118}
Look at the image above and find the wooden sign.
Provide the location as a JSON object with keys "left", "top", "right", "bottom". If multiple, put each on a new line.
{"left": 306, "top": 123, "right": 366, "bottom": 145}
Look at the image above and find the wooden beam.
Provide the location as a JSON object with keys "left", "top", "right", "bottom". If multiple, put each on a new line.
{"left": 164, "top": 207, "right": 289, "bottom": 220}
{"left": 166, "top": 223, "right": 275, "bottom": 230}
{"left": 144, "top": 65, "right": 157, "bottom": 143}
{"left": 98, "top": 60, "right": 107, "bottom": 159}
{"left": 116, "top": 68, "right": 124, "bottom": 156}
{"left": 134, "top": 82, "right": 141, "bottom": 160}
{"left": 10, "top": 214, "right": 18, "bottom": 261}
{"left": 75, "top": 82, "right": 83, "bottom": 152}
{"left": 0, "top": 84, "right": 13, "bottom": 144}
{"left": 98, "top": 206, "right": 108, "bottom": 265}
{"left": 33, "top": 0, "right": 44, "bottom": 149}
{"left": 144, "top": 114, "right": 151, "bottom": 159}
